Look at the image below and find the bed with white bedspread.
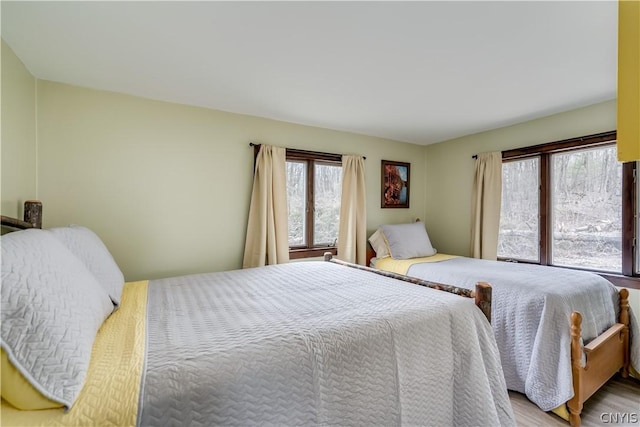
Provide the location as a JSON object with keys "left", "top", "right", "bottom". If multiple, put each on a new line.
{"left": 368, "top": 221, "right": 637, "bottom": 426}
{"left": 401, "top": 257, "right": 640, "bottom": 411}
{"left": 1, "top": 224, "right": 515, "bottom": 426}
{"left": 139, "top": 261, "right": 513, "bottom": 426}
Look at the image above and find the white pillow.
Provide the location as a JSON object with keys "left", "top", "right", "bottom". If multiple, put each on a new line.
{"left": 1, "top": 229, "right": 114, "bottom": 408}
{"left": 49, "top": 225, "right": 124, "bottom": 307}
{"left": 368, "top": 229, "right": 390, "bottom": 258}
{"left": 380, "top": 222, "right": 437, "bottom": 260}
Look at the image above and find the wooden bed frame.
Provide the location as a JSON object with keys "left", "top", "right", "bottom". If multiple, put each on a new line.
{"left": 366, "top": 243, "right": 630, "bottom": 427}
{"left": 568, "top": 292, "right": 629, "bottom": 427}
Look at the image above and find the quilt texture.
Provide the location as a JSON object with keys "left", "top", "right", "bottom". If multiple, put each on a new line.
{"left": 139, "top": 261, "right": 515, "bottom": 426}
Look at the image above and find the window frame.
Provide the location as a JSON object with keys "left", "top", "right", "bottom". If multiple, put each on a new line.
{"left": 254, "top": 145, "right": 342, "bottom": 259}
{"left": 498, "top": 131, "right": 639, "bottom": 289}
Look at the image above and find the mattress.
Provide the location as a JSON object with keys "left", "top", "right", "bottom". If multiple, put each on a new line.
{"left": 2, "top": 261, "right": 516, "bottom": 426}
{"left": 373, "top": 255, "right": 640, "bottom": 411}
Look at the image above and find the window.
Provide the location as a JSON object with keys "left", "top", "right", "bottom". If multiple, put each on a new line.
{"left": 497, "top": 131, "right": 638, "bottom": 285}
{"left": 550, "top": 146, "right": 622, "bottom": 272}
{"left": 498, "top": 157, "right": 540, "bottom": 262}
{"left": 286, "top": 161, "right": 307, "bottom": 247}
{"left": 285, "top": 149, "right": 342, "bottom": 259}
{"left": 313, "top": 162, "right": 342, "bottom": 246}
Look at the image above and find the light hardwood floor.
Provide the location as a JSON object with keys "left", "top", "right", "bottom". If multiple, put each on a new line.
{"left": 510, "top": 375, "right": 640, "bottom": 426}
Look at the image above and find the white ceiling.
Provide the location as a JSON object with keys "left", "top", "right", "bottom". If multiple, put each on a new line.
{"left": 1, "top": 1, "right": 617, "bottom": 145}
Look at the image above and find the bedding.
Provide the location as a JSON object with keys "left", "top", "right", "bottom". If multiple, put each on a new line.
{"left": 2, "top": 281, "right": 148, "bottom": 426}
{"left": 2, "top": 260, "right": 516, "bottom": 426}
{"left": 380, "top": 222, "right": 437, "bottom": 259}
{"left": 374, "top": 253, "right": 459, "bottom": 274}
{"left": 141, "top": 261, "right": 514, "bottom": 425}
{"left": 372, "top": 255, "right": 640, "bottom": 412}
{"left": 1, "top": 229, "right": 114, "bottom": 409}
{"left": 50, "top": 225, "right": 125, "bottom": 306}
{"left": 368, "top": 229, "right": 390, "bottom": 259}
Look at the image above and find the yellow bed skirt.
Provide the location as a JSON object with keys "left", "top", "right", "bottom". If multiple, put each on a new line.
{"left": 551, "top": 404, "right": 570, "bottom": 421}
{"left": 1, "top": 281, "right": 148, "bottom": 427}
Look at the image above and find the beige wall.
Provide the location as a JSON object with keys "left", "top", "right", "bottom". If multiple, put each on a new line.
{"left": 36, "top": 81, "right": 425, "bottom": 280}
{"left": 424, "top": 100, "right": 617, "bottom": 257}
{"left": 1, "top": 40, "right": 37, "bottom": 221}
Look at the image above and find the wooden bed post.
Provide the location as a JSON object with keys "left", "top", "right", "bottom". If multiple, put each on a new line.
{"left": 24, "top": 200, "right": 42, "bottom": 229}
{"left": 474, "top": 282, "right": 492, "bottom": 324}
{"left": 1, "top": 200, "right": 42, "bottom": 230}
{"left": 568, "top": 312, "right": 583, "bottom": 427}
{"left": 619, "top": 288, "right": 630, "bottom": 378}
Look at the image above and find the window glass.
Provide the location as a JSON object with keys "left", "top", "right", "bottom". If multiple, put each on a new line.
{"left": 498, "top": 157, "right": 540, "bottom": 261}
{"left": 286, "top": 161, "right": 306, "bottom": 247}
{"left": 314, "top": 162, "right": 342, "bottom": 246}
{"left": 551, "top": 146, "right": 622, "bottom": 272}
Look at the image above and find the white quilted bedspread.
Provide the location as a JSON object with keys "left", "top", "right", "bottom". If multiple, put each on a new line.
{"left": 138, "top": 261, "right": 515, "bottom": 426}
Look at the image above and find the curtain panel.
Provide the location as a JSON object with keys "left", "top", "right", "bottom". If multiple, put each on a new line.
{"left": 242, "top": 145, "right": 289, "bottom": 268}
{"left": 470, "top": 152, "right": 502, "bottom": 260}
{"left": 338, "top": 155, "right": 367, "bottom": 265}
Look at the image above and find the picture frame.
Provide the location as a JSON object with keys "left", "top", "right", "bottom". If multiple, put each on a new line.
{"left": 381, "top": 160, "right": 410, "bottom": 208}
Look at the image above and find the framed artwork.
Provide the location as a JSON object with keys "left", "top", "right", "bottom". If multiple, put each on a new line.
{"left": 381, "top": 160, "right": 410, "bottom": 208}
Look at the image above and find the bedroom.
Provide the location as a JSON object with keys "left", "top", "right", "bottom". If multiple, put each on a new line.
{"left": 2, "top": 1, "right": 639, "bottom": 426}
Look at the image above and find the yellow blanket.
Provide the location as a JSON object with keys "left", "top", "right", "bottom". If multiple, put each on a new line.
{"left": 375, "top": 253, "right": 459, "bottom": 275}
{"left": 1, "top": 281, "right": 148, "bottom": 427}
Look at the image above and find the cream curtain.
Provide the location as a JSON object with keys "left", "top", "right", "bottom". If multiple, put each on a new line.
{"left": 337, "top": 155, "right": 367, "bottom": 264}
{"left": 242, "top": 145, "right": 289, "bottom": 268}
{"left": 470, "top": 152, "right": 502, "bottom": 260}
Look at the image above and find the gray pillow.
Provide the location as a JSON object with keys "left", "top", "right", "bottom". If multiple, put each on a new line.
{"left": 380, "top": 222, "right": 437, "bottom": 259}
{"left": 1, "top": 229, "right": 114, "bottom": 408}
{"left": 49, "top": 225, "right": 124, "bottom": 306}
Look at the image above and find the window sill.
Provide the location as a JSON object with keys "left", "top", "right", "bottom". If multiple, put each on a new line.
{"left": 289, "top": 247, "right": 337, "bottom": 260}
{"left": 597, "top": 274, "right": 640, "bottom": 290}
